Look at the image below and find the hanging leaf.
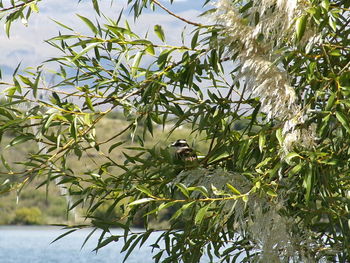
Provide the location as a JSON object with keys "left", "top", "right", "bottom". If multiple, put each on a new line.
{"left": 195, "top": 205, "right": 209, "bottom": 225}
{"left": 77, "top": 14, "right": 98, "bottom": 35}
{"left": 258, "top": 132, "right": 266, "bottom": 153}
{"left": 154, "top": 24, "right": 165, "bottom": 42}
{"left": 129, "top": 198, "right": 154, "bottom": 206}
{"left": 71, "top": 42, "right": 101, "bottom": 62}
{"left": 131, "top": 51, "right": 144, "bottom": 76}
{"left": 336, "top": 111, "right": 350, "bottom": 134}
{"left": 296, "top": 15, "right": 307, "bottom": 41}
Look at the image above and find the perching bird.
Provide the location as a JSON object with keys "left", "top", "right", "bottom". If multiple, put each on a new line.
{"left": 170, "top": 139, "right": 198, "bottom": 165}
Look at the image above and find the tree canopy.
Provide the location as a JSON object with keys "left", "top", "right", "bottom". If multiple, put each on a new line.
{"left": 1, "top": 0, "right": 350, "bottom": 262}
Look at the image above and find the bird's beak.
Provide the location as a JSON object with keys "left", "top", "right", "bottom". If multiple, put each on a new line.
{"left": 169, "top": 142, "right": 176, "bottom": 147}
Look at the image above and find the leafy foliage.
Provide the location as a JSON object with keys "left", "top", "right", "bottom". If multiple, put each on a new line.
{"left": 1, "top": 0, "right": 350, "bottom": 262}
{"left": 11, "top": 206, "right": 44, "bottom": 225}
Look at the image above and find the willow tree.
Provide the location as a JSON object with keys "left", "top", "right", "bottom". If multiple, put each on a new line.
{"left": 1, "top": 0, "right": 350, "bottom": 262}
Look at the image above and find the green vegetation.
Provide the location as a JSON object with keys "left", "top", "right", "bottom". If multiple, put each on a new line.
{"left": 0, "top": 182, "right": 69, "bottom": 225}
{"left": 0, "top": 114, "right": 202, "bottom": 226}
{"left": 11, "top": 207, "right": 44, "bottom": 225}
{"left": 1, "top": 0, "right": 350, "bottom": 262}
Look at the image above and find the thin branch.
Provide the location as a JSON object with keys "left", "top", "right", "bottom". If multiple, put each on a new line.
{"left": 86, "top": 122, "right": 134, "bottom": 149}
{"left": 151, "top": 0, "right": 202, "bottom": 27}
{"left": 0, "top": 0, "right": 36, "bottom": 12}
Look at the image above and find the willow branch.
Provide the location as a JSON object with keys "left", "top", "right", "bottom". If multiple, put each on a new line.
{"left": 0, "top": 0, "right": 37, "bottom": 12}
{"left": 150, "top": 0, "right": 202, "bottom": 27}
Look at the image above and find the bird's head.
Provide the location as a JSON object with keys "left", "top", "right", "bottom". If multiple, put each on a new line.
{"left": 170, "top": 139, "right": 198, "bottom": 165}
{"left": 170, "top": 139, "right": 190, "bottom": 150}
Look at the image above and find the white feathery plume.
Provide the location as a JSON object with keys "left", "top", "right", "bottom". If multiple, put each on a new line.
{"left": 213, "top": 0, "right": 315, "bottom": 153}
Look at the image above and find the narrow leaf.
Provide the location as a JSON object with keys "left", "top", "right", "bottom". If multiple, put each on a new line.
{"left": 129, "top": 198, "right": 154, "bottom": 206}
{"left": 51, "top": 229, "right": 77, "bottom": 244}
{"left": 195, "top": 205, "right": 209, "bottom": 225}
{"left": 50, "top": 19, "right": 74, "bottom": 31}
{"left": 226, "top": 183, "right": 241, "bottom": 195}
{"left": 108, "top": 141, "right": 125, "bottom": 153}
{"left": 176, "top": 183, "right": 189, "bottom": 198}
{"left": 72, "top": 42, "right": 101, "bottom": 62}
{"left": 258, "top": 132, "right": 266, "bottom": 153}
{"left": 131, "top": 51, "right": 143, "bottom": 76}
{"left": 336, "top": 111, "right": 350, "bottom": 134}
{"left": 285, "top": 152, "right": 302, "bottom": 164}
{"left": 77, "top": 14, "right": 98, "bottom": 35}
{"left": 154, "top": 25, "right": 165, "bottom": 42}
{"left": 136, "top": 185, "right": 153, "bottom": 197}
{"left": 296, "top": 15, "right": 307, "bottom": 41}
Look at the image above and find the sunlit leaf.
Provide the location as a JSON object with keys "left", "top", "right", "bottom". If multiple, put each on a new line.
{"left": 154, "top": 24, "right": 165, "bottom": 42}
{"left": 129, "top": 198, "right": 154, "bottom": 206}
{"left": 77, "top": 14, "right": 98, "bottom": 35}
{"left": 296, "top": 15, "right": 307, "bottom": 41}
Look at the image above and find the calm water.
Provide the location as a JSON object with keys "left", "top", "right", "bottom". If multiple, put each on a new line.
{"left": 0, "top": 226, "right": 163, "bottom": 263}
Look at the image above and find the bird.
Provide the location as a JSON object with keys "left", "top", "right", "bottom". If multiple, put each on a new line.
{"left": 170, "top": 139, "right": 198, "bottom": 165}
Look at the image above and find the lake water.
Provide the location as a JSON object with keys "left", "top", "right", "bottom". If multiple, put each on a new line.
{"left": 0, "top": 226, "right": 164, "bottom": 263}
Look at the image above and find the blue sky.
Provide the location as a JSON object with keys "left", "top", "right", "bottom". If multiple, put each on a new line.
{"left": 0, "top": 0, "right": 207, "bottom": 80}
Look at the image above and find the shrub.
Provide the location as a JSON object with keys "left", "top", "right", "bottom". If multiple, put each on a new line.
{"left": 11, "top": 207, "right": 44, "bottom": 225}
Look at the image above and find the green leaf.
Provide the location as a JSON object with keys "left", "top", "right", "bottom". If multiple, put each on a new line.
{"left": 170, "top": 201, "right": 195, "bottom": 221}
{"left": 335, "top": 111, "right": 350, "bottom": 134}
{"left": 131, "top": 51, "right": 144, "bottom": 76}
{"left": 85, "top": 96, "right": 94, "bottom": 111}
{"left": 321, "top": 0, "right": 330, "bottom": 10}
{"left": 328, "top": 17, "right": 337, "bottom": 32}
{"left": 44, "top": 113, "right": 57, "bottom": 130}
{"left": 108, "top": 141, "right": 125, "bottom": 153}
{"left": 123, "top": 234, "right": 143, "bottom": 263}
{"left": 176, "top": 183, "right": 189, "bottom": 198}
{"left": 304, "top": 165, "right": 313, "bottom": 203}
{"left": 136, "top": 185, "right": 153, "bottom": 197}
{"left": 7, "top": 134, "right": 35, "bottom": 148}
{"left": 93, "top": 235, "right": 119, "bottom": 251}
{"left": 289, "top": 164, "right": 303, "bottom": 176}
{"left": 51, "top": 229, "right": 77, "bottom": 244}
{"left": 295, "top": 15, "right": 307, "bottom": 41}
{"left": 266, "top": 189, "right": 277, "bottom": 197}
{"left": 92, "top": 0, "right": 100, "bottom": 16}
{"left": 188, "top": 186, "right": 209, "bottom": 197}
{"left": 329, "top": 49, "right": 341, "bottom": 57}
{"left": 70, "top": 116, "right": 77, "bottom": 140}
{"left": 1, "top": 155, "right": 12, "bottom": 172}
{"left": 191, "top": 30, "right": 199, "bottom": 49}
{"left": 50, "top": 19, "right": 74, "bottom": 31}
{"left": 145, "top": 45, "right": 155, "bottom": 55}
{"left": 226, "top": 183, "right": 241, "bottom": 195}
{"left": 195, "top": 205, "right": 209, "bottom": 225}
{"left": 258, "top": 132, "right": 266, "bottom": 153}
{"left": 276, "top": 128, "right": 283, "bottom": 145}
{"left": 325, "top": 93, "right": 336, "bottom": 110}
{"left": 30, "top": 3, "right": 39, "bottom": 13}
{"left": 285, "top": 152, "right": 302, "bottom": 164}
{"left": 72, "top": 42, "right": 101, "bottom": 62}
{"left": 129, "top": 198, "right": 154, "bottom": 206}
{"left": 154, "top": 25, "right": 165, "bottom": 42}
{"left": 18, "top": 75, "right": 33, "bottom": 86}
{"left": 77, "top": 14, "right": 98, "bottom": 35}
{"left": 121, "top": 234, "right": 137, "bottom": 253}
{"left": 207, "top": 146, "right": 230, "bottom": 164}
{"left": 157, "top": 201, "right": 177, "bottom": 212}
{"left": 5, "top": 20, "right": 11, "bottom": 38}
{"left": 32, "top": 71, "right": 41, "bottom": 98}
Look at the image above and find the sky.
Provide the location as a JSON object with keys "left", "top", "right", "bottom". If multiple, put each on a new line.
{"left": 0, "top": 0, "right": 208, "bottom": 80}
